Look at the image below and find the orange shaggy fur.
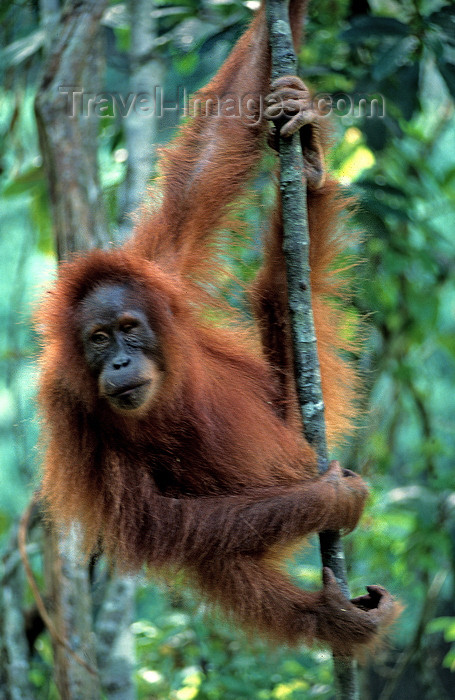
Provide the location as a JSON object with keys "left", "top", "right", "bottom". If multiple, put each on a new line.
{"left": 37, "top": 0, "right": 399, "bottom": 654}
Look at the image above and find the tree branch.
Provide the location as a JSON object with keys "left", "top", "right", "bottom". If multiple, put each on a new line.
{"left": 265, "top": 2, "right": 359, "bottom": 698}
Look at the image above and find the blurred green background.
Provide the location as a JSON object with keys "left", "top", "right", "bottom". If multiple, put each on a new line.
{"left": 0, "top": 0, "right": 454, "bottom": 698}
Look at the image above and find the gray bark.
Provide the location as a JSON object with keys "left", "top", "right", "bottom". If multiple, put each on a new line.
{"left": 95, "top": 575, "right": 137, "bottom": 700}
{"left": 35, "top": 1, "right": 135, "bottom": 698}
{"left": 39, "top": 0, "right": 60, "bottom": 51}
{"left": 35, "top": 0, "right": 110, "bottom": 258}
{"left": 1, "top": 528, "right": 34, "bottom": 700}
{"left": 117, "top": 0, "right": 165, "bottom": 241}
{"left": 265, "top": 2, "right": 358, "bottom": 698}
{"left": 43, "top": 525, "right": 102, "bottom": 699}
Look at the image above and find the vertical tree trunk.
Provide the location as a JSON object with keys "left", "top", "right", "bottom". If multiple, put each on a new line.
{"left": 35, "top": 1, "right": 135, "bottom": 697}
{"left": 35, "top": 0, "right": 110, "bottom": 257}
{"left": 35, "top": 2, "right": 108, "bottom": 692}
{"left": 1, "top": 527, "right": 34, "bottom": 700}
{"left": 117, "top": 0, "right": 165, "bottom": 241}
{"left": 95, "top": 576, "right": 137, "bottom": 700}
{"left": 43, "top": 526, "right": 101, "bottom": 698}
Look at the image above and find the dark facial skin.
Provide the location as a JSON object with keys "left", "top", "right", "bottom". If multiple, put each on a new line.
{"left": 79, "top": 283, "right": 164, "bottom": 413}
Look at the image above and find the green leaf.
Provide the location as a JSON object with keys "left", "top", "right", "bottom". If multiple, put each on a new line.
{"left": 388, "top": 62, "right": 420, "bottom": 119}
{"left": 436, "top": 59, "right": 455, "bottom": 99}
{"left": 372, "top": 37, "right": 417, "bottom": 81}
{"left": 428, "top": 6, "right": 455, "bottom": 45}
{"left": 173, "top": 51, "right": 198, "bottom": 75}
{"left": 151, "top": 7, "right": 193, "bottom": 20}
{"left": 427, "top": 617, "right": 455, "bottom": 640}
{"left": 342, "top": 17, "right": 409, "bottom": 44}
{"left": 1, "top": 29, "right": 45, "bottom": 67}
{"left": 355, "top": 181, "right": 407, "bottom": 199}
{"left": 3, "top": 166, "right": 44, "bottom": 196}
{"left": 442, "top": 165, "right": 455, "bottom": 187}
{"left": 361, "top": 197, "right": 410, "bottom": 222}
{"left": 30, "top": 188, "right": 54, "bottom": 255}
{"left": 114, "top": 25, "right": 130, "bottom": 52}
{"left": 362, "top": 116, "right": 390, "bottom": 151}
{"left": 443, "top": 648, "right": 455, "bottom": 671}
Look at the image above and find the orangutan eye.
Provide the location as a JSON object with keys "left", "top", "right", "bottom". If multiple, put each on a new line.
{"left": 91, "top": 331, "right": 109, "bottom": 345}
{"left": 121, "top": 321, "right": 138, "bottom": 334}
